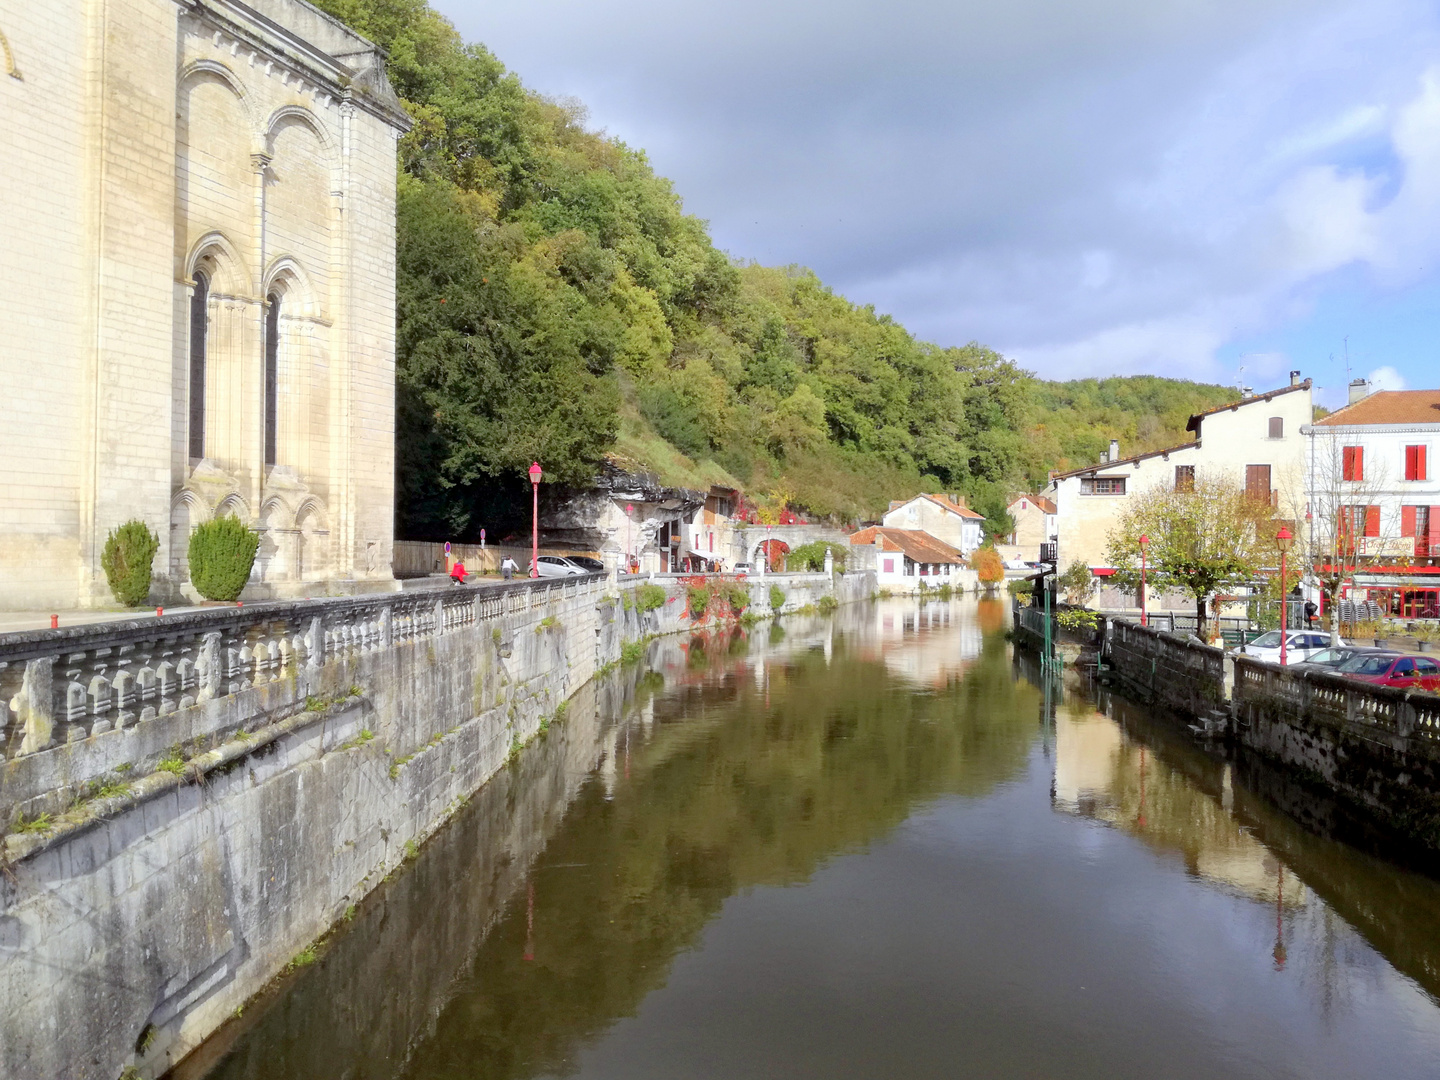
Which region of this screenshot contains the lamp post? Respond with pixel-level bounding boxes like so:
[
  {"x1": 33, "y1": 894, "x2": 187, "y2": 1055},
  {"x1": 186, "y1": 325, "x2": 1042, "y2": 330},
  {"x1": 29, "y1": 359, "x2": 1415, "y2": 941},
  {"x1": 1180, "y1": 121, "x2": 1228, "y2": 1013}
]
[
  {"x1": 1138, "y1": 534, "x2": 1150, "y2": 627},
  {"x1": 1276, "y1": 525, "x2": 1295, "y2": 665},
  {"x1": 529, "y1": 461, "x2": 542, "y2": 578}
]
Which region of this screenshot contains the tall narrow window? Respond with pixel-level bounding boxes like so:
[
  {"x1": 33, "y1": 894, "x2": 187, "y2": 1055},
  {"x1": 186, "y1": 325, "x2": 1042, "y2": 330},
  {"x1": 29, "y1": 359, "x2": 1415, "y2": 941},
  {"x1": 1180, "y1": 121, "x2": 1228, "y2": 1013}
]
[
  {"x1": 1268, "y1": 416, "x2": 1283, "y2": 438},
  {"x1": 188, "y1": 271, "x2": 209, "y2": 460},
  {"x1": 1245, "y1": 464, "x2": 1272, "y2": 504},
  {"x1": 1174, "y1": 464, "x2": 1195, "y2": 492},
  {"x1": 1405, "y1": 444, "x2": 1428, "y2": 481},
  {"x1": 1342, "y1": 445, "x2": 1364, "y2": 481},
  {"x1": 264, "y1": 292, "x2": 280, "y2": 468}
]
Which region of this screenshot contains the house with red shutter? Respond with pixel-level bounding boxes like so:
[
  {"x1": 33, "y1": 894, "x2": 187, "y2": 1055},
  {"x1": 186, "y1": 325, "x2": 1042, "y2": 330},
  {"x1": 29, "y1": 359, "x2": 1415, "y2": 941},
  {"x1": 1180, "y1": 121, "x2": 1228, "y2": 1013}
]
[{"x1": 1306, "y1": 381, "x2": 1440, "y2": 618}]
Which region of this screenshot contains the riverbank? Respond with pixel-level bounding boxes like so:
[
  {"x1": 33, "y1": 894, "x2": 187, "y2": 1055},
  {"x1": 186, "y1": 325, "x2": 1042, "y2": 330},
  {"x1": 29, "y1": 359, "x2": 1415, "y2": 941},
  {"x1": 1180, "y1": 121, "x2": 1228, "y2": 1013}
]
[{"x1": 0, "y1": 570, "x2": 870, "y2": 1080}]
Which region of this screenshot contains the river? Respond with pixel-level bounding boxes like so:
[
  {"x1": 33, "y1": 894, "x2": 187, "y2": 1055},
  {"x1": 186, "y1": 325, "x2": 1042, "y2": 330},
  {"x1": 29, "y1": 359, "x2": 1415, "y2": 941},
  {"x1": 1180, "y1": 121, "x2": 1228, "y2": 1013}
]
[{"x1": 176, "y1": 597, "x2": 1440, "y2": 1080}]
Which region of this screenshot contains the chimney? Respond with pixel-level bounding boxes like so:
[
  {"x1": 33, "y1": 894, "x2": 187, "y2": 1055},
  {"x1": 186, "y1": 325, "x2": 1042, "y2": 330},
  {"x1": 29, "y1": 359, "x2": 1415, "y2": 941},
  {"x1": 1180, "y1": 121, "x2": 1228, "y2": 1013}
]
[
  {"x1": 1099, "y1": 451, "x2": 1108, "y2": 464},
  {"x1": 1109, "y1": 439, "x2": 1120, "y2": 462},
  {"x1": 1349, "y1": 378, "x2": 1371, "y2": 405},
  {"x1": 1289, "y1": 369, "x2": 1301, "y2": 387},
  {"x1": 1241, "y1": 386, "x2": 1253, "y2": 398},
  {"x1": 950, "y1": 493, "x2": 966, "y2": 507}
]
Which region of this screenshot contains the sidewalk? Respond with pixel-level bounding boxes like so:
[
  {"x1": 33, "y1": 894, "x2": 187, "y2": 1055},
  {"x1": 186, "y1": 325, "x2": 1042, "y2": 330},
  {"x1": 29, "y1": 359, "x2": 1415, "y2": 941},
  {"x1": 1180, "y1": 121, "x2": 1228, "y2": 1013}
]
[{"x1": 0, "y1": 573, "x2": 524, "y2": 635}]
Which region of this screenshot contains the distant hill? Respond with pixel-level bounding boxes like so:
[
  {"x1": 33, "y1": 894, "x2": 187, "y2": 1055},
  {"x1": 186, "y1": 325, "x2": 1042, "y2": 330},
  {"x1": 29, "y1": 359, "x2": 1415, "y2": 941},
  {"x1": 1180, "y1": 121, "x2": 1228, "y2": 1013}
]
[
  {"x1": 1023, "y1": 377, "x2": 1240, "y2": 480},
  {"x1": 318, "y1": 0, "x2": 1240, "y2": 537}
]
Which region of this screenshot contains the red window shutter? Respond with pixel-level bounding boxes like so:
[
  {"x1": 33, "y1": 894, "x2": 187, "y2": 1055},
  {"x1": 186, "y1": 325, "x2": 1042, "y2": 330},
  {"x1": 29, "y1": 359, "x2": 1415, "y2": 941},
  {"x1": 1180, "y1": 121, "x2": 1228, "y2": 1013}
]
[
  {"x1": 1365, "y1": 505, "x2": 1380, "y2": 537},
  {"x1": 1356, "y1": 446, "x2": 1365, "y2": 481},
  {"x1": 1431, "y1": 506, "x2": 1440, "y2": 544},
  {"x1": 1403, "y1": 506, "x2": 1417, "y2": 537},
  {"x1": 1342, "y1": 446, "x2": 1354, "y2": 480},
  {"x1": 1422, "y1": 446, "x2": 1430, "y2": 482}
]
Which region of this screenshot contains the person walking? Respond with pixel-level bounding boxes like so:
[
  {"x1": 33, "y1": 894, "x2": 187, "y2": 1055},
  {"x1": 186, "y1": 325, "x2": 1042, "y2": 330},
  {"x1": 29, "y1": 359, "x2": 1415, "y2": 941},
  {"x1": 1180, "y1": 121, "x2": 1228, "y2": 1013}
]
[{"x1": 500, "y1": 555, "x2": 518, "y2": 580}]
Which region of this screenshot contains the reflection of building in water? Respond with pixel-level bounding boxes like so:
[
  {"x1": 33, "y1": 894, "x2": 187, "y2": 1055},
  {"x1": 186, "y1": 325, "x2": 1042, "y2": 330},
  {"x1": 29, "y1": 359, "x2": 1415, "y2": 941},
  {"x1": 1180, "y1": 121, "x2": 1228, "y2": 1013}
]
[
  {"x1": 869, "y1": 600, "x2": 983, "y2": 687},
  {"x1": 1053, "y1": 708, "x2": 1307, "y2": 909}
]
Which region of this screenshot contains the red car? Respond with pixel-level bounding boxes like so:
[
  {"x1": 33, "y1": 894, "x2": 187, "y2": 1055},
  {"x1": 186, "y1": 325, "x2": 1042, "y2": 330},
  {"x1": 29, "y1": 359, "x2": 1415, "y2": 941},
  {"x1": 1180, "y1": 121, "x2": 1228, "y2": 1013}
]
[{"x1": 1339, "y1": 653, "x2": 1440, "y2": 692}]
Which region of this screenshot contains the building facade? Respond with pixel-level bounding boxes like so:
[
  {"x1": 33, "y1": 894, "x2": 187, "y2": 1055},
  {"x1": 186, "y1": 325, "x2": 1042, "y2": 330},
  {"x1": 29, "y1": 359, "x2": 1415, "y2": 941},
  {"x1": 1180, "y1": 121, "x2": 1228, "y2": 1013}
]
[
  {"x1": 1305, "y1": 385, "x2": 1440, "y2": 618},
  {"x1": 1004, "y1": 494, "x2": 1057, "y2": 560},
  {"x1": 0, "y1": 0, "x2": 410, "y2": 609},
  {"x1": 882, "y1": 494, "x2": 985, "y2": 556},
  {"x1": 1046, "y1": 377, "x2": 1313, "y2": 573},
  {"x1": 850, "y1": 526, "x2": 971, "y2": 591}
]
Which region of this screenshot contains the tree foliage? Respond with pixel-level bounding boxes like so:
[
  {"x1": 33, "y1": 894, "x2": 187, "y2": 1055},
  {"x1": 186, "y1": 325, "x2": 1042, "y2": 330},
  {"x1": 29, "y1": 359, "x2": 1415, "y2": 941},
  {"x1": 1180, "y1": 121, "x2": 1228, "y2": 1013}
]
[
  {"x1": 1103, "y1": 472, "x2": 1275, "y2": 634},
  {"x1": 971, "y1": 546, "x2": 1005, "y2": 586},
  {"x1": 317, "y1": 0, "x2": 1244, "y2": 536}
]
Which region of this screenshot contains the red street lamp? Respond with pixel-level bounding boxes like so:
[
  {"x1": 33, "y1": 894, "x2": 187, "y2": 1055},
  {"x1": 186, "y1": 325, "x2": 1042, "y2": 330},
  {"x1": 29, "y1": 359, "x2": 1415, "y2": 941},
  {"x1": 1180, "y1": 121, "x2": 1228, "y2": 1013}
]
[
  {"x1": 529, "y1": 461, "x2": 542, "y2": 578},
  {"x1": 1276, "y1": 525, "x2": 1295, "y2": 664},
  {"x1": 1138, "y1": 534, "x2": 1150, "y2": 627}
]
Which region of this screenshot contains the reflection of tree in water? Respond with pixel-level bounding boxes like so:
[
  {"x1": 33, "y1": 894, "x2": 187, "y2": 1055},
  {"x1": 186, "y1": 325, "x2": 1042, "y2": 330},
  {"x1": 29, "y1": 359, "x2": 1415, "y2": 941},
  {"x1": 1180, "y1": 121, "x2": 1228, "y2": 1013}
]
[{"x1": 403, "y1": 618, "x2": 1039, "y2": 1080}]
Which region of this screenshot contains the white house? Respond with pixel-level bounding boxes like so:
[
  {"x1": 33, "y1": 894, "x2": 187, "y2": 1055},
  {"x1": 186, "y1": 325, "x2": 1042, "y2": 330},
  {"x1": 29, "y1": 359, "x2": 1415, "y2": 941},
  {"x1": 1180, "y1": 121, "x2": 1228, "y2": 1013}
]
[
  {"x1": 850, "y1": 526, "x2": 971, "y2": 592},
  {"x1": 1004, "y1": 494, "x2": 1057, "y2": 561},
  {"x1": 1045, "y1": 375, "x2": 1314, "y2": 574},
  {"x1": 1304, "y1": 382, "x2": 1440, "y2": 618},
  {"x1": 882, "y1": 494, "x2": 985, "y2": 556}
]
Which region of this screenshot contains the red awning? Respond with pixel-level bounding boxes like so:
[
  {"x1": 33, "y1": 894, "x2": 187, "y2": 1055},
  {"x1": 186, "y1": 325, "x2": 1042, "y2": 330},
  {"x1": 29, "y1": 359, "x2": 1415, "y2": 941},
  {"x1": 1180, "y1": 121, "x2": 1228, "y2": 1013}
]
[{"x1": 1090, "y1": 567, "x2": 1117, "y2": 577}]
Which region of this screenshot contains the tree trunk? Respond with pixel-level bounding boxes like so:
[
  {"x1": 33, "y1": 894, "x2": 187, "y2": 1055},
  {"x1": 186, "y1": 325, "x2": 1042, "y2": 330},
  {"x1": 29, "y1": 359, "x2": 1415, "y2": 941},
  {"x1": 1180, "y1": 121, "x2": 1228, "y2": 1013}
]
[{"x1": 1196, "y1": 594, "x2": 1208, "y2": 641}]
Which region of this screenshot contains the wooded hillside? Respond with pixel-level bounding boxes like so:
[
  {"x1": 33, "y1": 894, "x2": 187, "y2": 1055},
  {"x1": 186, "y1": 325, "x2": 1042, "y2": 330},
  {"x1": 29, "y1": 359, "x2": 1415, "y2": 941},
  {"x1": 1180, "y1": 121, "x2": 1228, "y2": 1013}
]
[{"x1": 318, "y1": 0, "x2": 1239, "y2": 539}]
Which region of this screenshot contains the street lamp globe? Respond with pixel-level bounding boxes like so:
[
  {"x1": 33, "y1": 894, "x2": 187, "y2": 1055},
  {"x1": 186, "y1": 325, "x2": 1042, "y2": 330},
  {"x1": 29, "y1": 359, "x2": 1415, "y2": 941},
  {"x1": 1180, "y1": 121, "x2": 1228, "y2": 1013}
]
[{"x1": 1275, "y1": 525, "x2": 1294, "y2": 553}]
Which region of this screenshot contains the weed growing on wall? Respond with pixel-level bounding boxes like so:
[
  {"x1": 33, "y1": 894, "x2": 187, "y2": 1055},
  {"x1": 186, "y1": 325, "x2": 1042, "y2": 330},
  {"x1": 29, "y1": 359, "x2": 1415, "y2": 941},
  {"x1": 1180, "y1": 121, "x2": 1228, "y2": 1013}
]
[
  {"x1": 101, "y1": 519, "x2": 159, "y2": 606},
  {"x1": 188, "y1": 516, "x2": 260, "y2": 601},
  {"x1": 635, "y1": 583, "x2": 667, "y2": 612},
  {"x1": 769, "y1": 585, "x2": 786, "y2": 611}
]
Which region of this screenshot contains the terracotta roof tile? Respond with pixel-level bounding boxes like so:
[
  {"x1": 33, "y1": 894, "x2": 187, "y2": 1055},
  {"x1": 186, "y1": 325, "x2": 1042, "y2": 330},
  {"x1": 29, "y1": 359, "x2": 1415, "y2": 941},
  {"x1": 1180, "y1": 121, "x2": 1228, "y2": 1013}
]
[
  {"x1": 849, "y1": 527, "x2": 967, "y2": 564},
  {"x1": 1314, "y1": 390, "x2": 1440, "y2": 426}
]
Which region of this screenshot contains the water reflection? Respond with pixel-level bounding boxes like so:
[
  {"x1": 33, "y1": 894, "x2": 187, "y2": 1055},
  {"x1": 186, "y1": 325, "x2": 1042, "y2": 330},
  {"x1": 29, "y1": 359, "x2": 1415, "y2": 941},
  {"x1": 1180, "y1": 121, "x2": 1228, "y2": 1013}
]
[{"x1": 186, "y1": 598, "x2": 1440, "y2": 1080}]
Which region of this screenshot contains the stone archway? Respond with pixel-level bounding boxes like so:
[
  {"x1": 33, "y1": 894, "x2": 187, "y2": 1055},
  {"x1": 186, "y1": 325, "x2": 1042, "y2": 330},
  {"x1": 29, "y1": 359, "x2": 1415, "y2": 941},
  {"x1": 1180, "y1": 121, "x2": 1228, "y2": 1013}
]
[{"x1": 752, "y1": 538, "x2": 791, "y2": 572}]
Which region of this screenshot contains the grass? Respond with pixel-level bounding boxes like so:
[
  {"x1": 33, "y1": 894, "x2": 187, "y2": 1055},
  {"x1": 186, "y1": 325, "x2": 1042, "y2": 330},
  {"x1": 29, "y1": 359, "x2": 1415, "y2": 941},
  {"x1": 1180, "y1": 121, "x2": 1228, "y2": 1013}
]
[
  {"x1": 536, "y1": 615, "x2": 558, "y2": 632},
  {"x1": 621, "y1": 639, "x2": 646, "y2": 665},
  {"x1": 403, "y1": 839, "x2": 419, "y2": 861},
  {"x1": 14, "y1": 811, "x2": 53, "y2": 835},
  {"x1": 635, "y1": 583, "x2": 667, "y2": 613},
  {"x1": 286, "y1": 945, "x2": 318, "y2": 971},
  {"x1": 338, "y1": 729, "x2": 374, "y2": 752},
  {"x1": 157, "y1": 749, "x2": 186, "y2": 776},
  {"x1": 83, "y1": 777, "x2": 132, "y2": 803},
  {"x1": 817, "y1": 595, "x2": 838, "y2": 614},
  {"x1": 493, "y1": 625, "x2": 503, "y2": 643},
  {"x1": 113, "y1": 761, "x2": 133, "y2": 773},
  {"x1": 343, "y1": 904, "x2": 357, "y2": 922}
]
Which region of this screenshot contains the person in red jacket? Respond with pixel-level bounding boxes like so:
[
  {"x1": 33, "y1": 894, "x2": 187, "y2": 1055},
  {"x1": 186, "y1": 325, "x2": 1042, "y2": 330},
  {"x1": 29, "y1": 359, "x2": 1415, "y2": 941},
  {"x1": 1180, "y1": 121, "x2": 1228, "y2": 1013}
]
[{"x1": 450, "y1": 559, "x2": 467, "y2": 585}]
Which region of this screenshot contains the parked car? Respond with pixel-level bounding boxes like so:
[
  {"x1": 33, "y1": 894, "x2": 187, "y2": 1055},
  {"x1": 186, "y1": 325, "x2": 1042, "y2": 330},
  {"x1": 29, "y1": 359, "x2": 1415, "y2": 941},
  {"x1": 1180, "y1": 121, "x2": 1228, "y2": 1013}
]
[
  {"x1": 1240, "y1": 630, "x2": 1346, "y2": 665},
  {"x1": 564, "y1": 555, "x2": 605, "y2": 573},
  {"x1": 732, "y1": 562, "x2": 753, "y2": 574},
  {"x1": 1291, "y1": 646, "x2": 1395, "y2": 673},
  {"x1": 533, "y1": 555, "x2": 588, "y2": 578},
  {"x1": 1338, "y1": 653, "x2": 1440, "y2": 691}
]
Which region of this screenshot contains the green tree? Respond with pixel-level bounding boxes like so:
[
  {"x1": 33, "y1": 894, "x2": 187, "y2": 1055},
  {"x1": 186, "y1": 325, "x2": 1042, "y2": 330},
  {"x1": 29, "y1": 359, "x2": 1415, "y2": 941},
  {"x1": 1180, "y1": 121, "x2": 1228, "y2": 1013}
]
[{"x1": 1103, "y1": 472, "x2": 1274, "y2": 639}]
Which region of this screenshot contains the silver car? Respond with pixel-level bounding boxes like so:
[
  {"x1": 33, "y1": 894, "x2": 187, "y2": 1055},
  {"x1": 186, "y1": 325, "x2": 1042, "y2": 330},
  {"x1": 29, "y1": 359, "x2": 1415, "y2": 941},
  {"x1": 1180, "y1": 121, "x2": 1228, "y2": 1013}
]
[{"x1": 533, "y1": 555, "x2": 587, "y2": 578}]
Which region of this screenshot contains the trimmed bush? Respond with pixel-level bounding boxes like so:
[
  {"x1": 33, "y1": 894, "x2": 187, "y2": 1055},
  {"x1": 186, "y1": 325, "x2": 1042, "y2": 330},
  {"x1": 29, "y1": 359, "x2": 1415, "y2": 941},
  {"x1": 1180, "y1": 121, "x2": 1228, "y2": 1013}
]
[
  {"x1": 100, "y1": 519, "x2": 159, "y2": 606},
  {"x1": 687, "y1": 584, "x2": 710, "y2": 619},
  {"x1": 188, "y1": 516, "x2": 260, "y2": 601},
  {"x1": 726, "y1": 584, "x2": 750, "y2": 614},
  {"x1": 769, "y1": 585, "x2": 786, "y2": 611}
]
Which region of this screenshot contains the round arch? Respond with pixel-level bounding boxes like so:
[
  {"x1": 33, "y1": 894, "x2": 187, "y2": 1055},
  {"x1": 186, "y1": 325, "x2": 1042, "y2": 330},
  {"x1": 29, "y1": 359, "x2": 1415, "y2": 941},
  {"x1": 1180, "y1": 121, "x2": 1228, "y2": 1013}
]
[
  {"x1": 185, "y1": 231, "x2": 250, "y2": 296},
  {"x1": 178, "y1": 59, "x2": 259, "y2": 132},
  {"x1": 263, "y1": 104, "x2": 336, "y2": 158}
]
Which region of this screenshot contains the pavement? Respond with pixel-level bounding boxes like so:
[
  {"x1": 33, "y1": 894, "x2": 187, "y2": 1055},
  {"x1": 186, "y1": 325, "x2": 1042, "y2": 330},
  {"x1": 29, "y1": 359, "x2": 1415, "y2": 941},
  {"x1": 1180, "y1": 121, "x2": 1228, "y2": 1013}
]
[{"x1": 0, "y1": 573, "x2": 525, "y2": 636}]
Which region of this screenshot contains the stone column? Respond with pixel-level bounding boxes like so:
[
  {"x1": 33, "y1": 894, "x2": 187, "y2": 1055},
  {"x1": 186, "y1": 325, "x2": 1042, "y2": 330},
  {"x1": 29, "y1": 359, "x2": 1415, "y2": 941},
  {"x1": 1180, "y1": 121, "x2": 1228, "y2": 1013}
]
[{"x1": 15, "y1": 657, "x2": 54, "y2": 756}]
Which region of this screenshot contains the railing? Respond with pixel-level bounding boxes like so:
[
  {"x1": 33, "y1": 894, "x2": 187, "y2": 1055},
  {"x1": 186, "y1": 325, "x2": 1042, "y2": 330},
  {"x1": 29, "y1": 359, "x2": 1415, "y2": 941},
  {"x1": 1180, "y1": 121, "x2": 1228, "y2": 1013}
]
[
  {"x1": 0, "y1": 574, "x2": 603, "y2": 760},
  {"x1": 1233, "y1": 654, "x2": 1440, "y2": 744}
]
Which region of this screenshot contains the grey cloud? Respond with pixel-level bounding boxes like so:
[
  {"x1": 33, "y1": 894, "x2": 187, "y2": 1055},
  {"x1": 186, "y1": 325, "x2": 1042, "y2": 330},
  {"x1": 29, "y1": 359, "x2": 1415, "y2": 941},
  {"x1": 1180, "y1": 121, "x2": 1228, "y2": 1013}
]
[{"x1": 437, "y1": 0, "x2": 1440, "y2": 378}]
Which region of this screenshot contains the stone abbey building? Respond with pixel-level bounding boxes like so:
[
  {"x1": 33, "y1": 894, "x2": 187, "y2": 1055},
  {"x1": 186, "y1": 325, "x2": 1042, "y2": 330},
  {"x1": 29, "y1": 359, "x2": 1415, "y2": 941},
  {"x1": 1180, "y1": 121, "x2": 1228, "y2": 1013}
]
[{"x1": 0, "y1": 0, "x2": 410, "y2": 609}]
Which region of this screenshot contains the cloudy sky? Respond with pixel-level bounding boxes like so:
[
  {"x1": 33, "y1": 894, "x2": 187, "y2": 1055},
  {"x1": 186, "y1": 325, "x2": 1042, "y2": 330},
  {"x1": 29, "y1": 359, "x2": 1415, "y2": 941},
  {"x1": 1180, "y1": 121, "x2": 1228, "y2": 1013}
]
[{"x1": 434, "y1": 0, "x2": 1440, "y2": 404}]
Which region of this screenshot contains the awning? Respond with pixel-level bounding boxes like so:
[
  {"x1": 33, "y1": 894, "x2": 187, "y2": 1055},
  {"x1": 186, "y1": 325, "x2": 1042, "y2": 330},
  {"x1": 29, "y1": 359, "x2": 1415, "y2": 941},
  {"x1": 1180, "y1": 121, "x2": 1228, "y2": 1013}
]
[
  {"x1": 1090, "y1": 567, "x2": 1117, "y2": 577},
  {"x1": 687, "y1": 549, "x2": 719, "y2": 562}
]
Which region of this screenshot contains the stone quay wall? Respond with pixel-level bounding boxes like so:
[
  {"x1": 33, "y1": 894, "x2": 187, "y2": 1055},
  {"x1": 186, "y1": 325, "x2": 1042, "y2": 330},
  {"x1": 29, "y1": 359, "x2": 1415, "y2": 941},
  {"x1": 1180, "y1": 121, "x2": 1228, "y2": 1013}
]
[
  {"x1": 1012, "y1": 598, "x2": 1440, "y2": 853},
  {"x1": 0, "y1": 569, "x2": 870, "y2": 1080}
]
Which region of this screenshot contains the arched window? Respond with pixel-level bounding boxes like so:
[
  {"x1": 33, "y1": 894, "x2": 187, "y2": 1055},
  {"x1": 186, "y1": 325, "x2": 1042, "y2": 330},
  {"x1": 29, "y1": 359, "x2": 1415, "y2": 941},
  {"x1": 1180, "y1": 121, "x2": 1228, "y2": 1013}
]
[
  {"x1": 189, "y1": 270, "x2": 209, "y2": 460},
  {"x1": 264, "y1": 292, "x2": 280, "y2": 467}
]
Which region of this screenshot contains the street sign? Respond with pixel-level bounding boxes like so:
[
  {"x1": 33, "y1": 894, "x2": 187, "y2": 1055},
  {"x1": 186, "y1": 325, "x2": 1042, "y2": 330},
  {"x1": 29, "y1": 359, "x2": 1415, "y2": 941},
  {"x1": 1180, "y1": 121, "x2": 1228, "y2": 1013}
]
[
  {"x1": 444, "y1": 541, "x2": 452, "y2": 555},
  {"x1": 480, "y1": 528, "x2": 486, "y2": 548}
]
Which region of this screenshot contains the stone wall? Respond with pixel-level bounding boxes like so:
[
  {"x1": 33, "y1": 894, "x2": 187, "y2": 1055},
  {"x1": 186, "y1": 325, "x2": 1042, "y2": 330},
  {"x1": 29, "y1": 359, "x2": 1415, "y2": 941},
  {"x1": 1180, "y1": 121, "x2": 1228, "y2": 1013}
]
[
  {"x1": 0, "y1": 569, "x2": 870, "y2": 1080},
  {"x1": 1104, "y1": 618, "x2": 1228, "y2": 718}
]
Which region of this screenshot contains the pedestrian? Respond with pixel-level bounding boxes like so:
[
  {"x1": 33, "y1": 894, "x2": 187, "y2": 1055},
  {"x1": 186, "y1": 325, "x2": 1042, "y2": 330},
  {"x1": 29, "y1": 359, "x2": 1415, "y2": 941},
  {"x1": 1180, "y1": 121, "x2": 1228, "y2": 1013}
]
[
  {"x1": 500, "y1": 555, "x2": 517, "y2": 580},
  {"x1": 1304, "y1": 598, "x2": 1318, "y2": 629},
  {"x1": 449, "y1": 558, "x2": 467, "y2": 585}
]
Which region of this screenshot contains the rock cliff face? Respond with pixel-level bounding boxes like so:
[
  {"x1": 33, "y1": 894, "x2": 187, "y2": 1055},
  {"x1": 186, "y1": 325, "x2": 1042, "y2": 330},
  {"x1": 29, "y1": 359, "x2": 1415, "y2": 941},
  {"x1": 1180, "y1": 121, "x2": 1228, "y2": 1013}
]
[{"x1": 543, "y1": 465, "x2": 705, "y2": 553}]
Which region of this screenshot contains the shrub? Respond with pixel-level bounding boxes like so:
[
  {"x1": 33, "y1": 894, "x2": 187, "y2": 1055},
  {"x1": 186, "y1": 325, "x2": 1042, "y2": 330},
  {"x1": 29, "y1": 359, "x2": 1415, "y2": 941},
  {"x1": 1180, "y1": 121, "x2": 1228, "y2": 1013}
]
[
  {"x1": 687, "y1": 584, "x2": 710, "y2": 619},
  {"x1": 1057, "y1": 608, "x2": 1100, "y2": 632},
  {"x1": 788, "y1": 541, "x2": 847, "y2": 572},
  {"x1": 971, "y1": 546, "x2": 1005, "y2": 586},
  {"x1": 1006, "y1": 579, "x2": 1033, "y2": 598},
  {"x1": 1057, "y1": 560, "x2": 1097, "y2": 606},
  {"x1": 101, "y1": 519, "x2": 159, "y2": 606},
  {"x1": 188, "y1": 516, "x2": 260, "y2": 601},
  {"x1": 769, "y1": 585, "x2": 786, "y2": 611},
  {"x1": 817, "y1": 595, "x2": 838, "y2": 614},
  {"x1": 635, "y1": 583, "x2": 667, "y2": 612},
  {"x1": 726, "y1": 584, "x2": 750, "y2": 613}
]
